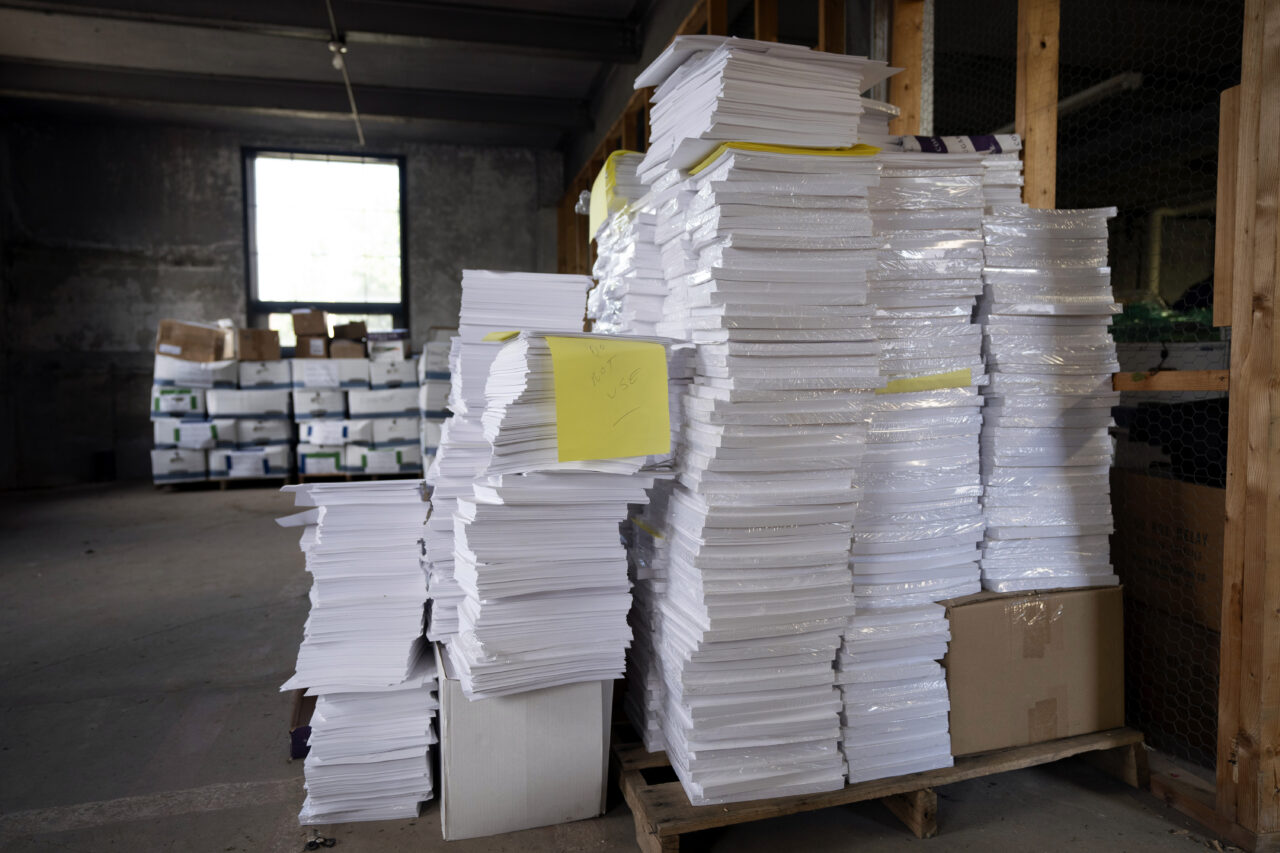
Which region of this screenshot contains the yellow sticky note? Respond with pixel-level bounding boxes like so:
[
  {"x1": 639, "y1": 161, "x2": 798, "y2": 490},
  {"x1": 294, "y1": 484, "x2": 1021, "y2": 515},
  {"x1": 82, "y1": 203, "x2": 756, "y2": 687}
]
[
  {"x1": 876, "y1": 368, "x2": 972, "y2": 394},
  {"x1": 546, "y1": 336, "x2": 670, "y2": 462},
  {"x1": 482, "y1": 331, "x2": 519, "y2": 342}
]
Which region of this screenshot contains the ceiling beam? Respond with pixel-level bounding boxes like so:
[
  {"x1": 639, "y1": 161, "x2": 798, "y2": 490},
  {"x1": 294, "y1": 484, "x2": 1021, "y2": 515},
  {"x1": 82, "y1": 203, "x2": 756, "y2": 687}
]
[
  {"x1": 0, "y1": 0, "x2": 641, "y2": 62},
  {"x1": 0, "y1": 59, "x2": 592, "y2": 127}
]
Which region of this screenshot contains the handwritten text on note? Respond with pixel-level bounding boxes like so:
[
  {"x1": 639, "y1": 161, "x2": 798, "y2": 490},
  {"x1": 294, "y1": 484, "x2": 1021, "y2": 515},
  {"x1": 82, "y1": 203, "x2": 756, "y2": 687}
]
[{"x1": 545, "y1": 336, "x2": 670, "y2": 462}]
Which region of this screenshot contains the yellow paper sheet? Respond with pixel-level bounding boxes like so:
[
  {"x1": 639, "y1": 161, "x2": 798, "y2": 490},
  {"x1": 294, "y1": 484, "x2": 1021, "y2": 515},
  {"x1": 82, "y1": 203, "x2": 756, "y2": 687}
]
[
  {"x1": 875, "y1": 368, "x2": 972, "y2": 395},
  {"x1": 687, "y1": 142, "x2": 880, "y2": 176},
  {"x1": 482, "y1": 330, "x2": 519, "y2": 342},
  {"x1": 546, "y1": 336, "x2": 670, "y2": 462}
]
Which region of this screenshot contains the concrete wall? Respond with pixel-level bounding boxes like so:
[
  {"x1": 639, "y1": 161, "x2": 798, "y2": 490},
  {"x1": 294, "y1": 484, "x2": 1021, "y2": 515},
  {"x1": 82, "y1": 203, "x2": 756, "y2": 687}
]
[{"x1": 0, "y1": 117, "x2": 562, "y2": 489}]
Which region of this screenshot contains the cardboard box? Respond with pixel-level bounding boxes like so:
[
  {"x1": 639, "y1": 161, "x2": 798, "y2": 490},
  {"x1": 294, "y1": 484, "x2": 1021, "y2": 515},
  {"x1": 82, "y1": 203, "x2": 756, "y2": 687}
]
[
  {"x1": 419, "y1": 379, "x2": 450, "y2": 417},
  {"x1": 421, "y1": 419, "x2": 444, "y2": 457},
  {"x1": 236, "y1": 328, "x2": 281, "y2": 362},
  {"x1": 300, "y1": 419, "x2": 373, "y2": 447},
  {"x1": 372, "y1": 415, "x2": 420, "y2": 447},
  {"x1": 437, "y1": 645, "x2": 611, "y2": 840},
  {"x1": 206, "y1": 389, "x2": 291, "y2": 419},
  {"x1": 150, "y1": 385, "x2": 206, "y2": 419},
  {"x1": 155, "y1": 319, "x2": 235, "y2": 363},
  {"x1": 296, "y1": 335, "x2": 329, "y2": 359},
  {"x1": 342, "y1": 443, "x2": 422, "y2": 473},
  {"x1": 367, "y1": 330, "x2": 410, "y2": 362},
  {"x1": 152, "y1": 417, "x2": 236, "y2": 450},
  {"x1": 370, "y1": 358, "x2": 419, "y2": 389},
  {"x1": 235, "y1": 418, "x2": 293, "y2": 448},
  {"x1": 291, "y1": 358, "x2": 370, "y2": 390},
  {"x1": 297, "y1": 443, "x2": 344, "y2": 476},
  {"x1": 150, "y1": 448, "x2": 208, "y2": 483},
  {"x1": 1111, "y1": 470, "x2": 1224, "y2": 632},
  {"x1": 328, "y1": 339, "x2": 366, "y2": 359},
  {"x1": 421, "y1": 340, "x2": 452, "y2": 378},
  {"x1": 209, "y1": 445, "x2": 291, "y2": 479},
  {"x1": 292, "y1": 389, "x2": 347, "y2": 420},
  {"x1": 348, "y1": 387, "x2": 418, "y2": 418},
  {"x1": 237, "y1": 360, "x2": 292, "y2": 389},
  {"x1": 945, "y1": 587, "x2": 1124, "y2": 756},
  {"x1": 153, "y1": 354, "x2": 237, "y2": 388},
  {"x1": 291, "y1": 309, "x2": 328, "y2": 337},
  {"x1": 333, "y1": 321, "x2": 367, "y2": 341}
]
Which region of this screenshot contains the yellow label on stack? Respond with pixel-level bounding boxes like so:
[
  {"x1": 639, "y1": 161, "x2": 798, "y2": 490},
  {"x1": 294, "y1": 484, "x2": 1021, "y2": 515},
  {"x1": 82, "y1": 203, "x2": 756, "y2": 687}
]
[
  {"x1": 687, "y1": 142, "x2": 881, "y2": 175},
  {"x1": 546, "y1": 336, "x2": 670, "y2": 462},
  {"x1": 482, "y1": 330, "x2": 519, "y2": 342},
  {"x1": 875, "y1": 368, "x2": 972, "y2": 395}
]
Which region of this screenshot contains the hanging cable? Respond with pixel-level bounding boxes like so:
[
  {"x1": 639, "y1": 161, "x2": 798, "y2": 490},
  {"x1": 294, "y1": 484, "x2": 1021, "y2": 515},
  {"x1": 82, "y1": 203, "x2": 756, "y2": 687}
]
[{"x1": 323, "y1": 0, "x2": 365, "y2": 147}]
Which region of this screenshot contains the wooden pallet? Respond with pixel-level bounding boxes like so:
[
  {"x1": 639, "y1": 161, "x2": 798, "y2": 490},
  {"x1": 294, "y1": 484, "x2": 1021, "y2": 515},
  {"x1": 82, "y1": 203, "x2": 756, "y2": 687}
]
[
  {"x1": 155, "y1": 476, "x2": 291, "y2": 491},
  {"x1": 614, "y1": 727, "x2": 1147, "y2": 852}
]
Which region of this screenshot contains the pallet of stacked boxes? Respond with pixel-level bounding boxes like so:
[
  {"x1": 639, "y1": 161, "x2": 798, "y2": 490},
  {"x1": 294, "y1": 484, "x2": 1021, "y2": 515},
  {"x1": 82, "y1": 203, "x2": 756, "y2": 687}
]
[
  {"x1": 150, "y1": 319, "x2": 238, "y2": 484},
  {"x1": 418, "y1": 337, "x2": 452, "y2": 464},
  {"x1": 292, "y1": 356, "x2": 364, "y2": 476},
  {"x1": 348, "y1": 383, "x2": 421, "y2": 475},
  {"x1": 206, "y1": 385, "x2": 294, "y2": 481}
]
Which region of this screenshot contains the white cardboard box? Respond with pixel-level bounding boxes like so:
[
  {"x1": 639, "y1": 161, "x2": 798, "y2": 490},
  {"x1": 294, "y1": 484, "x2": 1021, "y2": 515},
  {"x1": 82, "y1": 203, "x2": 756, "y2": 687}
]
[
  {"x1": 421, "y1": 419, "x2": 444, "y2": 458},
  {"x1": 372, "y1": 416, "x2": 420, "y2": 447},
  {"x1": 420, "y1": 341, "x2": 452, "y2": 378},
  {"x1": 290, "y1": 358, "x2": 370, "y2": 389},
  {"x1": 153, "y1": 354, "x2": 237, "y2": 388},
  {"x1": 209, "y1": 445, "x2": 291, "y2": 478},
  {"x1": 342, "y1": 443, "x2": 422, "y2": 474},
  {"x1": 150, "y1": 385, "x2": 206, "y2": 419},
  {"x1": 235, "y1": 418, "x2": 293, "y2": 448},
  {"x1": 297, "y1": 443, "x2": 345, "y2": 476},
  {"x1": 369, "y1": 358, "x2": 419, "y2": 389},
  {"x1": 348, "y1": 387, "x2": 418, "y2": 418},
  {"x1": 368, "y1": 338, "x2": 409, "y2": 362},
  {"x1": 206, "y1": 389, "x2": 292, "y2": 419},
  {"x1": 153, "y1": 418, "x2": 236, "y2": 449},
  {"x1": 237, "y1": 360, "x2": 293, "y2": 389},
  {"x1": 150, "y1": 448, "x2": 208, "y2": 483},
  {"x1": 301, "y1": 419, "x2": 373, "y2": 446},
  {"x1": 437, "y1": 645, "x2": 611, "y2": 841},
  {"x1": 292, "y1": 389, "x2": 347, "y2": 420},
  {"x1": 418, "y1": 379, "x2": 450, "y2": 417}
]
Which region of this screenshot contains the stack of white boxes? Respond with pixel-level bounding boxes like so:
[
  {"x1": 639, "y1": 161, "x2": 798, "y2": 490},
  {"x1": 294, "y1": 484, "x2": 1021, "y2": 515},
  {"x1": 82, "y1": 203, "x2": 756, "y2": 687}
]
[
  {"x1": 418, "y1": 338, "x2": 452, "y2": 464},
  {"x1": 293, "y1": 357, "x2": 363, "y2": 475},
  {"x1": 350, "y1": 351, "x2": 423, "y2": 476}
]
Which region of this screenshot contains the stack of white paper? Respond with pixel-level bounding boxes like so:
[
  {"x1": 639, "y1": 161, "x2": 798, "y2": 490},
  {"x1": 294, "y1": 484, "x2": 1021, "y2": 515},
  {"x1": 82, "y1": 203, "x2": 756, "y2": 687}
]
[
  {"x1": 589, "y1": 167, "x2": 666, "y2": 336},
  {"x1": 423, "y1": 271, "x2": 591, "y2": 641},
  {"x1": 623, "y1": 478, "x2": 675, "y2": 753},
  {"x1": 979, "y1": 206, "x2": 1121, "y2": 592},
  {"x1": 858, "y1": 98, "x2": 900, "y2": 148},
  {"x1": 635, "y1": 35, "x2": 894, "y2": 178},
  {"x1": 278, "y1": 480, "x2": 432, "y2": 825}
]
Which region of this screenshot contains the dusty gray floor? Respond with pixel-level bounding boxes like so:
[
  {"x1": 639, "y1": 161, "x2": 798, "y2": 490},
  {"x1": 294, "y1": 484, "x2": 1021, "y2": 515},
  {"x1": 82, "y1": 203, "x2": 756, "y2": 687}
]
[{"x1": 0, "y1": 483, "x2": 1228, "y2": 852}]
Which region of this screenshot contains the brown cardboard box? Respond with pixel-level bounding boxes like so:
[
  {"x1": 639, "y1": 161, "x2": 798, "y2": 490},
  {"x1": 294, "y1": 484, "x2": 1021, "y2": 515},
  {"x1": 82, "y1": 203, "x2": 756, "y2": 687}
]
[
  {"x1": 291, "y1": 309, "x2": 328, "y2": 337},
  {"x1": 155, "y1": 319, "x2": 235, "y2": 363},
  {"x1": 295, "y1": 335, "x2": 329, "y2": 358},
  {"x1": 1110, "y1": 470, "x2": 1223, "y2": 631},
  {"x1": 235, "y1": 328, "x2": 281, "y2": 362},
  {"x1": 944, "y1": 586, "x2": 1124, "y2": 756},
  {"x1": 328, "y1": 339, "x2": 365, "y2": 359},
  {"x1": 333, "y1": 321, "x2": 367, "y2": 341}
]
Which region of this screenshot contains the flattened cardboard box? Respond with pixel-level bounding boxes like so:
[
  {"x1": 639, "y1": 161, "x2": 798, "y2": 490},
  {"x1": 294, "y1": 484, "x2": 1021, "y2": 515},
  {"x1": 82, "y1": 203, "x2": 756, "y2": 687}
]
[{"x1": 944, "y1": 586, "x2": 1124, "y2": 756}]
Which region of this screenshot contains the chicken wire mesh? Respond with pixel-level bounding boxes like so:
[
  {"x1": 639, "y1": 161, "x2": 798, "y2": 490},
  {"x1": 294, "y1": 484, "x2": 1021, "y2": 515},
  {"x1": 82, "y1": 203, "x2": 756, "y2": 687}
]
[{"x1": 935, "y1": 0, "x2": 1241, "y2": 769}]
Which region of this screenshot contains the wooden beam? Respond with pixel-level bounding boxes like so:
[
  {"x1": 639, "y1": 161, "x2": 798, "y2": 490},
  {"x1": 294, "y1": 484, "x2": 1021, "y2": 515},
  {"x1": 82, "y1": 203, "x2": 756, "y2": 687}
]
[
  {"x1": 818, "y1": 0, "x2": 846, "y2": 53},
  {"x1": 1215, "y1": 86, "x2": 1241, "y2": 327},
  {"x1": 881, "y1": 789, "x2": 937, "y2": 839},
  {"x1": 754, "y1": 0, "x2": 778, "y2": 40},
  {"x1": 1218, "y1": 0, "x2": 1280, "y2": 836},
  {"x1": 1112, "y1": 370, "x2": 1230, "y2": 392},
  {"x1": 706, "y1": 0, "x2": 727, "y2": 35},
  {"x1": 1015, "y1": 0, "x2": 1060, "y2": 208},
  {"x1": 887, "y1": 0, "x2": 924, "y2": 135},
  {"x1": 674, "y1": 0, "x2": 708, "y2": 37}
]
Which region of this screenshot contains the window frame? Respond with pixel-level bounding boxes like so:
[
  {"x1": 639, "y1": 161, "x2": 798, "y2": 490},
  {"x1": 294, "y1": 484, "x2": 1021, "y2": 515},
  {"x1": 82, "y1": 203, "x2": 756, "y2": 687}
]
[{"x1": 242, "y1": 147, "x2": 410, "y2": 336}]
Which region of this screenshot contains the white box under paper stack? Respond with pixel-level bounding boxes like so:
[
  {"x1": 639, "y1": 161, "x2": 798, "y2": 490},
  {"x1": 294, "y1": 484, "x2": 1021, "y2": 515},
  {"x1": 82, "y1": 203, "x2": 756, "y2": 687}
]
[
  {"x1": 422, "y1": 271, "x2": 590, "y2": 642},
  {"x1": 209, "y1": 445, "x2": 292, "y2": 478},
  {"x1": 979, "y1": 206, "x2": 1121, "y2": 591},
  {"x1": 208, "y1": 389, "x2": 292, "y2": 419},
  {"x1": 238, "y1": 360, "x2": 292, "y2": 389},
  {"x1": 279, "y1": 480, "x2": 434, "y2": 825},
  {"x1": 237, "y1": 418, "x2": 292, "y2": 448},
  {"x1": 634, "y1": 35, "x2": 891, "y2": 804},
  {"x1": 370, "y1": 358, "x2": 419, "y2": 389},
  {"x1": 153, "y1": 417, "x2": 236, "y2": 450},
  {"x1": 291, "y1": 358, "x2": 370, "y2": 390},
  {"x1": 150, "y1": 447, "x2": 208, "y2": 483},
  {"x1": 293, "y1": 389, "x2": 346, "y2": 421}
]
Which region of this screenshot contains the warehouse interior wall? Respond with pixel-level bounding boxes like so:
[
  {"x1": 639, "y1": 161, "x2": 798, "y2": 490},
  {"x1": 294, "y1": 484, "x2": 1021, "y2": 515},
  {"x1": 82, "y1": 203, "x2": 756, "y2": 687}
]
[{"x1": 0, "y1": 117, "x2": 562, "y2": 490}]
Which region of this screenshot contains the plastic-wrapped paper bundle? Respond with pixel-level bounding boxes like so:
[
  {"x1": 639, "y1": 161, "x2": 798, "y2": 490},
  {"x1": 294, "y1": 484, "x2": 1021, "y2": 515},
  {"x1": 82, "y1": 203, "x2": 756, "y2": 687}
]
[
  {"x1": 979, "y1": 206, "x2": 1121, "y2": 592},
  {"x1": 589, "y1": 202, "x2": 666, "y2": 336},
  {"x1": 637, "y1": 141, "x2": 885, "y2": 805},
  {"x1": 277, "y1": 480, "x2": 433, "y2": 824},
  {"x1": 300, "y1": 656, "x2": 438, "y2": 824},
  {"x1": 447, "y1": 332, "x2": 669, "y2": 697},
  {"x1": 635, "y1": 35, "x2": 893, "y2": 179},
  {"x1": 423, "y1": 272, "x2": 591, "y2": 641}
]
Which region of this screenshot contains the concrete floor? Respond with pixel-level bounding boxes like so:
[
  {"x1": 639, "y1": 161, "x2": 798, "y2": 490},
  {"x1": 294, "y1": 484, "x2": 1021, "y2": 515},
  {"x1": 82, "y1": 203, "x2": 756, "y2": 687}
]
[{"x1": 0, "y1": 483, "x2": 1232, "y2": 852}]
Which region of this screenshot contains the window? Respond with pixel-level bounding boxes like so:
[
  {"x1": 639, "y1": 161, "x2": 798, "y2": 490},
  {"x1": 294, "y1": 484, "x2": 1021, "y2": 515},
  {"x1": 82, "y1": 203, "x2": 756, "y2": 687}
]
[{"x1": 245, "y1": 151, "x2": 406, "y2": 347}]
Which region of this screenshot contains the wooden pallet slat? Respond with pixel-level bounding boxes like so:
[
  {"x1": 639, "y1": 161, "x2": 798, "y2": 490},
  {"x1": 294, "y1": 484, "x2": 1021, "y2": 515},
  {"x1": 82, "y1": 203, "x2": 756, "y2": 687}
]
[{"x1": 1112, "y1": 370, "x2": 1230, "y2": 392}]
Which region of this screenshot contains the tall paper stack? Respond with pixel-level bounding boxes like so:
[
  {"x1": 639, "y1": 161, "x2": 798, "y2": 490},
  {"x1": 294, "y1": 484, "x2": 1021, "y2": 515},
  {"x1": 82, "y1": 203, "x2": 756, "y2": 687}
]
[
  {"x1": 423, "y1": 272, "x2": 590, "y2": 641},
  {"x1": 978, "y1": 206, "x2": 1121, "y2": 592},
  {"x1": 278, "y1": 480, "x2": 433, "y2": 824},
  {"x1": 589, "y1": 153, "x2": 667, "y2": 336}
]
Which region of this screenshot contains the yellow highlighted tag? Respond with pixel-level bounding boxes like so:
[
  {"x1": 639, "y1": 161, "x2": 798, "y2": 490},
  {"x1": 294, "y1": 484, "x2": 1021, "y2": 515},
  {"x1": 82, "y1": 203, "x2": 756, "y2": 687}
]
[
  {"x1": 482, "y1": 331, "x2": 519, "y2": 342},
  {"x1": 876, "y1": 368, "x2": 972, "y2": 395},
  {"x1": 688, "y1": 142, "x2": 881, "y2": 176},
  {"x1": 589, "y1": 149, "x2": 642, "y2": 238},
  {"x1": 546, "y1": 336, "x2": 670, "y2": 462},
  {"x1": 630, "y1": 515, "x2": 665, "y2": 540}
]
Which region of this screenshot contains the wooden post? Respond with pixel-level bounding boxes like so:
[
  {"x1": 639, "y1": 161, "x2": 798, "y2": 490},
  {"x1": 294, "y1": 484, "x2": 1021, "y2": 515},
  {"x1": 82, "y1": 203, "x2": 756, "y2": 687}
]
[
  {"x1": 707, "y1": 0, "x2": 728, "y2": 35},
  {"x1": 1015, "y1": 0, "x2": 1060, "y2": 208},
  {"x1": 887, "y1": 0, "x2": 924, "y2": 135},
  {"x1": 1217, "y1": 0, "x2": 1280, "y2": 838},
  {"x1": 819, "y1": 0, "x2": 846, "y2": 53},
  {"x1": 1214, "y1": 86, "x2": 1241, "y2": 327},
  {"x1": 754, "y1": 0, "x2": 778, "y2": 41}
]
